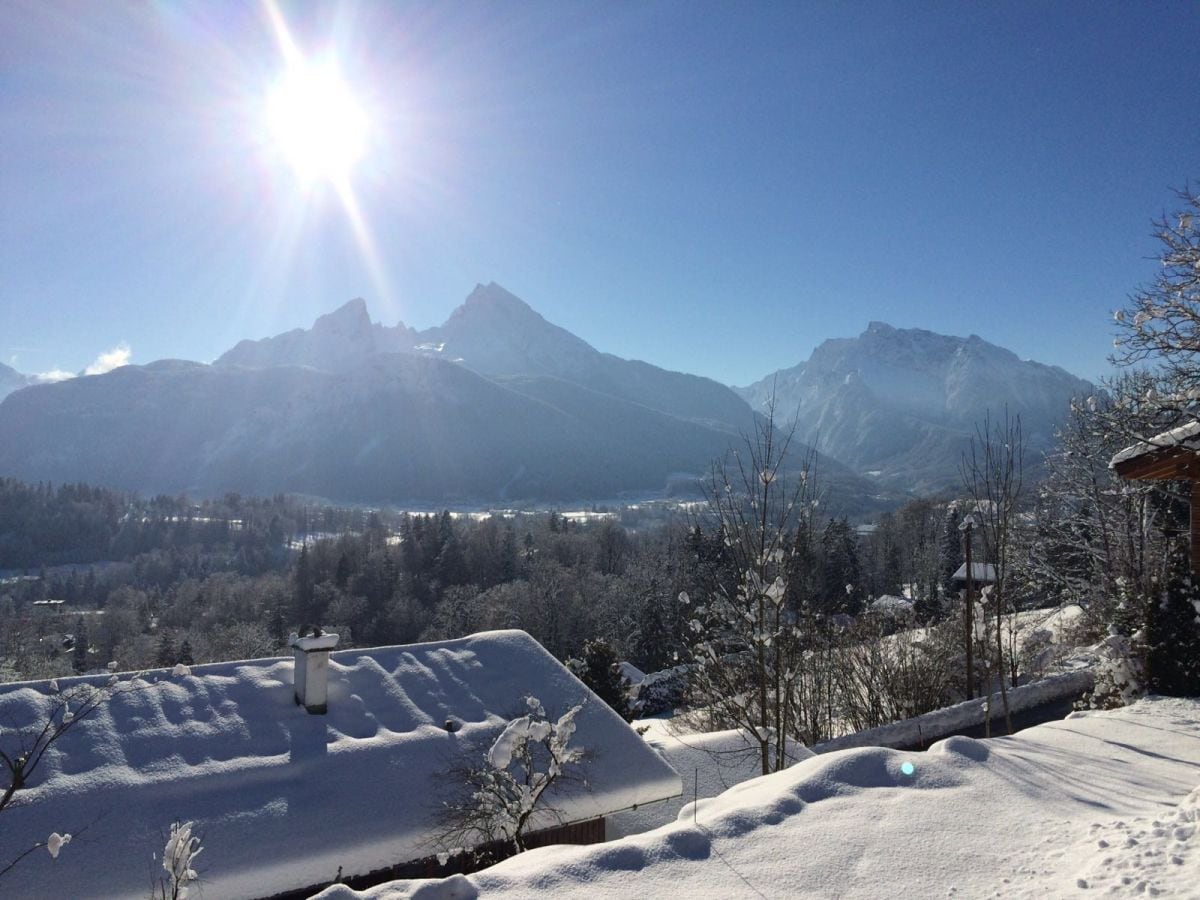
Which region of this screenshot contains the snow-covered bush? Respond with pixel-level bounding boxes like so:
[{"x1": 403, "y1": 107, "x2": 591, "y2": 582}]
[
  {"x1": 440, "y1": 697, "x2": 585, "y2": 862},
  {"x1": 153, "y1": 820, "x2": 202, "y2": 900},
  {"x1": 835, "y1": 615, "x2": 959, "y2": 731},
  {"x1": 634, "y1": 664, "x2": 691, "y2": 716},
  {"x1": 1017, "y1": 627, "x2": 1056, "y2": 680},
  {"x1": 1077, "y1": 629, "x2": 1145, "y2": 710}
]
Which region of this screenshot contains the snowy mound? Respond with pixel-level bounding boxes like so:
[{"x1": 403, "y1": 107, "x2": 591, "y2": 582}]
[
  {"x1": 320, "y1": 697, "x2": 1200, "y2": 899},
  {"x1": 608, "y1": 721, "x2": 816, "y2": 839}
]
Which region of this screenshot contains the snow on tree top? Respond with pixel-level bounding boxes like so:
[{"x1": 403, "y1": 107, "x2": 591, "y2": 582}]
[{"x1": 0, "y1": 629, "x2": 680, "y2": 900}]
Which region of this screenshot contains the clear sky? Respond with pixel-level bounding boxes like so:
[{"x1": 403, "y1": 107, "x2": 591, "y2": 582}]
[{"x1": 2, "y1": 1, "x2": 1197, "y2": 387}]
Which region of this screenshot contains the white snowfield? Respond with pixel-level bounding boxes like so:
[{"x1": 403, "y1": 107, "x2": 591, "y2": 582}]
[
  {"x1": 0, "y1": 630, "x2": 681, "y2": 899},
  {"x1": 318, "y1": 697, "x2": 1200, "y2": 900}
]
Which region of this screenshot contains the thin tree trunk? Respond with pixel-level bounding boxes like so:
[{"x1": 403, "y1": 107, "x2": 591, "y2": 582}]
[{"x1": 996, "y1": 583, "x2": 1012, "y2": 734}]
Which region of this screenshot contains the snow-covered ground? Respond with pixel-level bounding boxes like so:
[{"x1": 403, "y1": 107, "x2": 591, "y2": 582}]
[
  {"x1": 317, "y1": 696, "x2": 1200, "y2": 899},
  {"x1": 607, "y1": 721, "x2": 815, "y2": 839}
]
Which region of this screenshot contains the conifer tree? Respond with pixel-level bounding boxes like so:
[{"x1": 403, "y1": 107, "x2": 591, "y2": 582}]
[
  {"x1": 155, "y1": 630, "x2": 177, "y2": 667},
  {"x1": 568, "y1": 639, "x2": 633, "y2": 721},
  {"x1": 293, "y1": 543, "x2": 315, "y2": 627},
  {"x1": 71, "y1": 620, "x2": 89, "y2": 674},
  {"x1": 819, "y1": 519, "x2": 863, "y2": 615},
  {"x1": 1145, "y1": 544, "x2": 1200, "y2": 696},
  {"x1": 939, "y1": 504, "x2": 963, "y2": 602}
]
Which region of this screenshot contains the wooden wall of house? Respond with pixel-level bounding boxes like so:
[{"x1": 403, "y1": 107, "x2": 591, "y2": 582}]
[{"x1": 266, "y1": 817, "x2": 607, "y2": 899}]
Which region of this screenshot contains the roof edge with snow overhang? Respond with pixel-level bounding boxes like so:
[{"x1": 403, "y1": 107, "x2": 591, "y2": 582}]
[{"x1": 1111, "y1": 420, "x2": 1200, "y2": 479}]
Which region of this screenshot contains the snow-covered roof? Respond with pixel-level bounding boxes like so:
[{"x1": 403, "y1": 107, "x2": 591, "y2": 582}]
[
  {"x1": 951, "y1": 562, "x2": 997, "y2": 583},
  {"x1": 870, "y1": 594, "x2": 914, "y2": 612},
  {"x1": 0, "y1": 630, "x2": 681, "y2": 899},
  {"x1": 1110, "y1": 420, "x2": 1200, "y2": 469}
]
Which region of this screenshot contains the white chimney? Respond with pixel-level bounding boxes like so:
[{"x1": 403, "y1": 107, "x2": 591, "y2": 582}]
[{"x1": 289, "y1": 629, "x2": 339, "y2": 714}]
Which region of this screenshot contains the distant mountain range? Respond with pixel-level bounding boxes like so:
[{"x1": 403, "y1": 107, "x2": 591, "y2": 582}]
[
  {"x1": 0, "y1": 288, "x2": 1091, "y2": 506},
  {"x1": 0, "y1": 286, "x2": 875, "y2": 508},
  {"x1": 735, "y1": 322, "x2": 1095, "y2": 492}
]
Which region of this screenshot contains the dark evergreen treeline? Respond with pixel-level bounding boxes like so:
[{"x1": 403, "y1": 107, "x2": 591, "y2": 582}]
[
  {"x1": 0, "y1": 474, "x2": 978, "y2": 686},
  {"x1": 0, "y1": 477, "x2": 349, "y2": 571}
]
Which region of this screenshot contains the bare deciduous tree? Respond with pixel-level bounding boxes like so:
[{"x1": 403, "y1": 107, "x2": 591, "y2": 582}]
[
  {"x1": 960, "y1": 409, "x2": 1025, "y2": 736},
  {"x1": 1112, "y1": 185, "x2": 1200, "y2": 388},
  {"x1": 684, "y1": 397, "x2": 819, "y2": 775},
  {"x1": 1030, "y1": 375, "x2": 1181, "y2": 631}
]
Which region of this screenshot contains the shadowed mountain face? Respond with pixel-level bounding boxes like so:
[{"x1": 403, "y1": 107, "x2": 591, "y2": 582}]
[
  {"x1": 0, "y1": 356, "x2": 758, "y2": 502},
  {"x1": 0, "y1": 286, "x2": 883, "y2": 508},
  {"x1": 736, "y1": 322, "x2": 1095, "y2": 492}
]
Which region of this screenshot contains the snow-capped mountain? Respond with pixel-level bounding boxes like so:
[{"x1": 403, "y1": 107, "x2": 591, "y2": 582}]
[
  {"x1": 416, "y1": 282, "x2": 602, "y2": 379},
  {"x1": 0, "y1": 288, "x2": 885, "y2": 507},
  {"x1": 736, "y1": 322, "x2": 1095, "y2": 492},
  {"x1": 218, "y1": 283, "x2": 755, "y2": 431}
]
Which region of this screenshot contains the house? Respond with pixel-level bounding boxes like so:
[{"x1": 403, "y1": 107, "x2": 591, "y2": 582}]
[
  {"x1": 1111, "y1": 420, "x2": 1200, "y2": 572},
  {"x1": 0, "y1": 630, "x2": 682, "y2": 899},
  {"x1": 951, "y1": 562, "x2": 997, "y2": 585}
]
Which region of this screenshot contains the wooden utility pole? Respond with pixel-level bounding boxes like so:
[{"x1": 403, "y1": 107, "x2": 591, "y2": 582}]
[{"x1": 961, "y1": 515, "x2": 975, "y2": 700}]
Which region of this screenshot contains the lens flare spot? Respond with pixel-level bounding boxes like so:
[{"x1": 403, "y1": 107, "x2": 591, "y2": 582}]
[{"x1": 900, "y1": 761, "x2": 915, "y2": 777}]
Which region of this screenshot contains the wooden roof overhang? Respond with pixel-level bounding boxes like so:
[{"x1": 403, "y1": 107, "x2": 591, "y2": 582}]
[
  {"x1": 1112, "y1": 435, "x2": 1200, "y2": 573},
  {"x1": 1112, "y1": 445, "x2": 1200, "y2": 481}
]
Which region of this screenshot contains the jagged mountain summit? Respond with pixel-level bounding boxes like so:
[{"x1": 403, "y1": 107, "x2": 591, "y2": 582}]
[
  {"x1": 415, "y1": 282, "x2": 601, "y2": 379},
  {"x1": 736, "y1": 322, "x2": 1095, "y2": 492},
  {"x1": 218, "y1": 283, "x2": 754, "y2": 430},
  {"x1": 217, "y1": 297, "x2": 418, "y2": 371},
  {"x1": 217, "y1": 284, "x2": 594, "y2": 377}
]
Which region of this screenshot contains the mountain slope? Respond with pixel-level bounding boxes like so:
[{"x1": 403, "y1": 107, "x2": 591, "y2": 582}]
[
  {"x1": 737, "y1": 322, "x2": 1095, "y2": 492},
  {"x1": 0, "y1": 354, "x2": 782, "y2": 503}
]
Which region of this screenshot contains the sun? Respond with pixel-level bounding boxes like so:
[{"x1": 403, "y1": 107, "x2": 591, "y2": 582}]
[{"x1": 265, "y1": 60, "x2": 368, "y2": 185}]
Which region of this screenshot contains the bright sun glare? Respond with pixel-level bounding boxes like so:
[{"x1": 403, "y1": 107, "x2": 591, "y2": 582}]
[{"x1": 266, "y1": 61, "x2": 368, "y2": 184}]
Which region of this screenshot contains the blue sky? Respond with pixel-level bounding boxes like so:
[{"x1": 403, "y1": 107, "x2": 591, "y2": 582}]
[{"x1": 2, "y1": 1, "x2": 1197, "y2": 387}]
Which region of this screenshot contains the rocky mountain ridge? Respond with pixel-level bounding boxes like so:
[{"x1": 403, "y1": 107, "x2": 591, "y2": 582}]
[
  {"x1": 736, "y1": 321, "x2": 1094, "y2": 492},
  {"x1": 0, "y1": 291, "x2": 1090, "y2": 505},
  {"x1": 0, "y1": 286, "x2": 884, "y2": 509}
]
